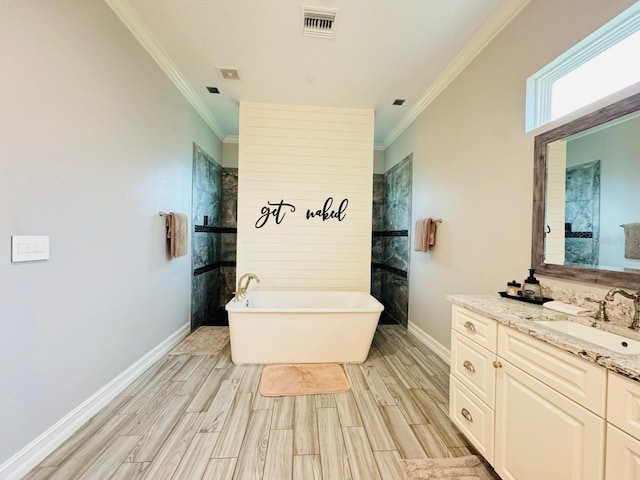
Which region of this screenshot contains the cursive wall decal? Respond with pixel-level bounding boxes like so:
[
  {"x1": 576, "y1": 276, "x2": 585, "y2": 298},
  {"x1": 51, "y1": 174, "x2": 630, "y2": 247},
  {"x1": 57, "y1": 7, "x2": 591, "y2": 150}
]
[
  {"x1": 255, "y1": 197, "x2": 348, "y2": 228},
  {"x1": 306, "y1": 197, "x2": 348, "y2": 222},
  {"x1": 255, "y1": 200, "x2": 296, "y2": 228}
]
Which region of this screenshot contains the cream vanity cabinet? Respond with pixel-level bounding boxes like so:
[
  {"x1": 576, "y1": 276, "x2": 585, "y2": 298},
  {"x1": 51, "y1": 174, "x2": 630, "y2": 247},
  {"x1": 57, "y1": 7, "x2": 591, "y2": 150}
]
[
  {"x1": 450, "y1": 305, "x2": 498, "y2": 463},
  {"x1": 606, "y1": 372, "x2": 640, "y2": 479},
  {"x1": 450, "y1": 305, "x2": 607, "y2": 480},
  {"x1": 495, "y1": 326, "x2": 606, "y2": 480}
]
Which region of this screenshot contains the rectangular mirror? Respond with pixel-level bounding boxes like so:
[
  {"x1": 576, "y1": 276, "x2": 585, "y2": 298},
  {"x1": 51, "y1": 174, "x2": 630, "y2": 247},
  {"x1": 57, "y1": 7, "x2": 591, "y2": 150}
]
[{"x1": 532, "y1": 92, "x2": 640, "y2": 288}]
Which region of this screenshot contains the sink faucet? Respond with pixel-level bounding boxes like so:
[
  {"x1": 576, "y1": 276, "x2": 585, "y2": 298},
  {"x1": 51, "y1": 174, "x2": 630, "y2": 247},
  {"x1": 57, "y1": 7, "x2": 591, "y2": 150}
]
[
  {"x1": 605, "y1": 288, "x2": 640, "y2": 330},
  {"x1": 234, "y1": 273, "x2": 260, "y2": 303},
  {"x1": 585, "y1": 297, "x2": 609, "y2": 322}
]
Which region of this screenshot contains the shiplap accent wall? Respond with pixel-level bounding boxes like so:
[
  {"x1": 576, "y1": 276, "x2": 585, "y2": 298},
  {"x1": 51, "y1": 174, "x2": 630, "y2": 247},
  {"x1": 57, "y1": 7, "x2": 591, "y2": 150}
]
[
  {"x1": 237, "y1": 102, "x2": 374, "y2": 291},
  {"x1": 545, "y1": 140, "x2": 566, "y2": 264}
]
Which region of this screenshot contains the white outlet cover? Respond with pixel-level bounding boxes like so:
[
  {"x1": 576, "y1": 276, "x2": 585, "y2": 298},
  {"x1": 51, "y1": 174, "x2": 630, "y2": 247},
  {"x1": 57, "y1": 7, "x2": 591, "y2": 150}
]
[{"x1": 12, "y1": 235, "x2": 50, "y2": 262}]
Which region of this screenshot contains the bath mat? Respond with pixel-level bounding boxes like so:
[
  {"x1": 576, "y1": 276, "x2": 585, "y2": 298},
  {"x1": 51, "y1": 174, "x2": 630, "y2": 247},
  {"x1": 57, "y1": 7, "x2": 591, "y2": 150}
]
[
  {"x1": 259, "y1": 363, "x2": 350, "y2": 396},
  {"x1": 401, "y1": 455, "x2": 500, "y2": 479},
  {"x1": 169, "y1": 326, "x2": 229, "y2": 356}
]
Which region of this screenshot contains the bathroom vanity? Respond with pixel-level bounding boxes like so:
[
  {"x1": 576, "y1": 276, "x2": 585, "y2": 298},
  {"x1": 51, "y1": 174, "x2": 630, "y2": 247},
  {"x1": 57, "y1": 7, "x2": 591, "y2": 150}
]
[{"x1": 448, "y1": 295, "x2": 640, "y2": 480}]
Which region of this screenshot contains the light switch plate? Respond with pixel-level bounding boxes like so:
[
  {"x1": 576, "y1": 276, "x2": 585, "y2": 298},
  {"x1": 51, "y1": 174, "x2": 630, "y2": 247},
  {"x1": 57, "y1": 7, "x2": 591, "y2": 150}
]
[{"x1": 12, "y1": 235, "x2": 50, "y2": 262}]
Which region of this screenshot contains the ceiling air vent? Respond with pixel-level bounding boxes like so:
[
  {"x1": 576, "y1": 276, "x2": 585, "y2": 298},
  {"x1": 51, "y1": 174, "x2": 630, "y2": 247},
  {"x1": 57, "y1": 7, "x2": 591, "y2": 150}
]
[{"x1": 302, "y1": 6, "x2": 338, "y2": 39}]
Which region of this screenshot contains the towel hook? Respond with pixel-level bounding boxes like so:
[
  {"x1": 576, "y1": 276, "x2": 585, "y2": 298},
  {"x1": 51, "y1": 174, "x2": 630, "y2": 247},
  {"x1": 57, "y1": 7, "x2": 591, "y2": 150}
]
[{"x1": 159, "y1": 211, "x2": 169, "y2": 217}]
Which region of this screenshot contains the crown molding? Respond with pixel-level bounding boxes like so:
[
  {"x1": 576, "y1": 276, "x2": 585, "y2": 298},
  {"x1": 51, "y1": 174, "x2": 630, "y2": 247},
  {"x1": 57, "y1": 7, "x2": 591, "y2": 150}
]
[
  {"x1": 383, "y1": 0, "x2": 532, "y2": 149},
  {"x1": 104, "y1": 0, "x2": 225, "y2": 141}
]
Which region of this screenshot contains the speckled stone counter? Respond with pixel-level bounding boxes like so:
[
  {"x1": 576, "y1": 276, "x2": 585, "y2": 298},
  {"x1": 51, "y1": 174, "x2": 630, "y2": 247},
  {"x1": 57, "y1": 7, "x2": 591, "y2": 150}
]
[{"x1": 447, "y1": 294, "x2": 640, "y2": 382}]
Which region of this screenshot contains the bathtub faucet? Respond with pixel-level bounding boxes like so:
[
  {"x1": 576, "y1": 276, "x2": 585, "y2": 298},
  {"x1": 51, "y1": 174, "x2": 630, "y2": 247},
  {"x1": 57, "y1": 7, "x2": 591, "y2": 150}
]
[
  {"x1": 605, "y1": 287, "x2": 640, "y2": 330},
  {"x1": 234, "y1": 273, "x2": 260, "y2": 303}
]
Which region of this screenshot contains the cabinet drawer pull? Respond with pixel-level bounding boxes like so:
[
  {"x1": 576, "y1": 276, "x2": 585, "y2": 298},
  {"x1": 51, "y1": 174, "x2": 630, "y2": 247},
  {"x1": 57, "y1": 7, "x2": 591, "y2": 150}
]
[
  {"x1": 463, "y1": 321, "x2": 476, "y2": 332},
  {"x1": 493, "y1": 361, "x2": 502, "y2": 369},
  {"x1": 463, "y1": 360, "x2": 476, "y2": 373},
  {"x1": 461, "y1": 408, "x2": 473, "y2": 423}
]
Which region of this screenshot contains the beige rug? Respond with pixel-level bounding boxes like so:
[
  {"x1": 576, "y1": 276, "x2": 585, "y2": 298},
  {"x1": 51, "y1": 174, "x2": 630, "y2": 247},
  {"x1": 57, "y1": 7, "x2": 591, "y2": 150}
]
[
  {"x1": 169, "y1": 326, "x2": 229, "y2": 356},
  {"x1": 259, "y1": 363, "x2": 350, "y2": 396},
  {"x1": 402, "y1": 455, "x2": 500, "y2": 480}
]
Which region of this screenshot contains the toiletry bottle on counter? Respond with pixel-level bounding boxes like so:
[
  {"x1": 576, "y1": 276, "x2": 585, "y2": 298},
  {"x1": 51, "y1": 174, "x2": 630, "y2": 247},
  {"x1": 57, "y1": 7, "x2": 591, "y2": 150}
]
[
  {"x1": 522, "y1": 269, "x2": 542, "y2": 301},
  {"x1": 506, "y1": 280, "x2": 521, "y2": 297}
]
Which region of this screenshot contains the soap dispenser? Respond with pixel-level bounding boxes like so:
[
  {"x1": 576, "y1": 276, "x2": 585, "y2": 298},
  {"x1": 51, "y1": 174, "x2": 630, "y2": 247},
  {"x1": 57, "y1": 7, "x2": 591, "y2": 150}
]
[{"x1": 522, "y1": 268, "x2": 542, "y2": 301}]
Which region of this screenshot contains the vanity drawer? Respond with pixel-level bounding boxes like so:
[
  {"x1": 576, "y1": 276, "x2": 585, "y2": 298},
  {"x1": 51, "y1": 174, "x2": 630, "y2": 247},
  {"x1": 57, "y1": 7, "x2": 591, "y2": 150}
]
[
  {"x1": 450, "y1": 375, "x2": 494, "y2": 463},
  {"x1": 451, "y1": 330, "x2": 496, "y2": 407},
  {"x1": 608, "y1": 372, "x2": 640, "y2": 439},
  {"x1": 605, "y1": 423, "x2": 640, "y2": 480},
  {"x1": 498, "y1": 325, "x2": 606, "y2": 416},
  {"x1": 452, "y1": 305, "x2": 497, "y2": 352}
]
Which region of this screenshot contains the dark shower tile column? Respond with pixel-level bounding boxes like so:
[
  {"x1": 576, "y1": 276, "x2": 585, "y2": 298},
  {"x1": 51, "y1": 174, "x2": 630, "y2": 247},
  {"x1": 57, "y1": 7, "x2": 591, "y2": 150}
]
[
  {"x1": 220, "y1": 168, "x2": 238, "y2": 307},
  {"x1": 371, "y1": 173, "x2": 385, "y2": 300},
  {"x1": 378, "y1": 154, "x2": 412, "y2": 327},
  {"x1": 191, "y1": 144, "x2": 222, "y2": 329}
]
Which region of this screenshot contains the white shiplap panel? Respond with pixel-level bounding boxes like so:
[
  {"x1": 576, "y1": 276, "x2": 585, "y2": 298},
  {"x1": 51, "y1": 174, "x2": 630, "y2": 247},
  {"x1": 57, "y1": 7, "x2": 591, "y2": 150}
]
[
  {"x1": 545, "y1": 140, "x2": 566, "y2": 264},
  {"x1": 242, "y1": 136, "x2": 371, "y2": 151},
  {"x1": 242, "y1": 163, "x2": 369, "y2": 177},
  {"x1": 237, "y1": 102, "x2": 374, "y2": 291},
  {"x1": 237, "y1": 126, "x2": 373, "y2": 142},
  {"x1": 242, "y1": 145, "x2": 370, "y2": 159},
  {"x1": 241, "y1": 172, "x2": 370, "y2": 186},
  {"x1": 244, "y1": 158, "x2": 369, "y2": 168},
  {"x1": 241, "y1": 117, "x2": 371, "y2": 134}
]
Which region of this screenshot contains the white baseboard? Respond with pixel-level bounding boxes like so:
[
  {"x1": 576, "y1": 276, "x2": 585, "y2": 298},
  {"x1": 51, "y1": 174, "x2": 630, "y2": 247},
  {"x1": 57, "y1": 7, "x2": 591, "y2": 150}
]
[
  {"x1": 408, "y1": 321, "x2": 451, "y2": 365},
  {"x1": 0, "y1": 323, "x2": 190, "y2": 480}
]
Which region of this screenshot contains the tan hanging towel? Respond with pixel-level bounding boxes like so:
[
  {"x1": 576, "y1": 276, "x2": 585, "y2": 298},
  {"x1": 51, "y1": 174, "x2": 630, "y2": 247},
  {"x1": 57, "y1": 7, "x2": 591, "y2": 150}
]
[
  {"x1": 427, "y1": 218, "x2": 438, "y2": 248},
  {"x1": 415, "y1": 218, "x2": 435, "y2": 251},
  {"x1": 414, "y1": 218, "x2": 427, "y2": 251},
  {"x1": 167, "y1": 212, "x2": 188, "y2": 258},
  {"x1": 624, "y1": 223, "x2": 640, "y2": 259}
]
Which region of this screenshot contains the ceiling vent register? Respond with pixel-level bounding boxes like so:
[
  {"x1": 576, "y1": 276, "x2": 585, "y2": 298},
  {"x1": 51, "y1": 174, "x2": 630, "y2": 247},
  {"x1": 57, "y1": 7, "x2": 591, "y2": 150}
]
[{"x1": 302, "y1": 6, "x2": 338, "y2": 39}]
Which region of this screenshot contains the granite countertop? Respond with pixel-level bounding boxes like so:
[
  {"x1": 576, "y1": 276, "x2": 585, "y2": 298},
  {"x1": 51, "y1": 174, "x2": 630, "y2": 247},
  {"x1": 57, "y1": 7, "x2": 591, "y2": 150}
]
[{"x1": 447, "y1": 294, "x2": 640, "y2": 382}]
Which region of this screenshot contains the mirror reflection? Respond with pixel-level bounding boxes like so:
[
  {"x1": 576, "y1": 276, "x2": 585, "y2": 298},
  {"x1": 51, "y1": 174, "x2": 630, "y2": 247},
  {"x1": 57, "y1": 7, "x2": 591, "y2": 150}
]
[{"x1": 544, "y1": 112, "x2": 640, "y2": 272}]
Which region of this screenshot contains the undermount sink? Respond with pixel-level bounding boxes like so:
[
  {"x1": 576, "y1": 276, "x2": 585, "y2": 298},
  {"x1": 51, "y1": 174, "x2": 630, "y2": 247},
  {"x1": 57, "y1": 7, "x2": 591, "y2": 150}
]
[{"x1": 535, "y1": 320, "x2": 640, "y2": 355}]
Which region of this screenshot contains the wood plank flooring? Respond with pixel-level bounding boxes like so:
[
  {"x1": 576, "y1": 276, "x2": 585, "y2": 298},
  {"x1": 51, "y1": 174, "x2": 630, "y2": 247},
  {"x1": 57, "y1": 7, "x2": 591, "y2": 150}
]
[{"x1": 23, "y1": 326, "x2": 477, "y2": 480}]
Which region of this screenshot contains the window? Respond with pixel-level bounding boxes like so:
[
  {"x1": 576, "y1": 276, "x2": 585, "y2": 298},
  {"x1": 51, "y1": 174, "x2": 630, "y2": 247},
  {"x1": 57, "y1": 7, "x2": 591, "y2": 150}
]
[{"x1": 525, "y1": 2, "x2": 640, "y2": 132}]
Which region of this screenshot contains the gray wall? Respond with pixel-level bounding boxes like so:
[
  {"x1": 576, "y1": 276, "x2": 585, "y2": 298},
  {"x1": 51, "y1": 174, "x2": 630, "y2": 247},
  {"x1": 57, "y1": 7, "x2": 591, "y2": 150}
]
[
  {"x1": 0, "y1": 1, "x2": 221, "y2": 465},
  {"x1": 384, "y1": 0, "x2": 638, "y2": 348}
]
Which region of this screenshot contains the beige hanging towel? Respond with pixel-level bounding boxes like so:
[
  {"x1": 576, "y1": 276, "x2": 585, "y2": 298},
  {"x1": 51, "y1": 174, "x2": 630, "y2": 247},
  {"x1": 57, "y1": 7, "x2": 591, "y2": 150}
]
[
  {"x1": 624, "y1": 223, "x2": 640, "y2": 259},
  {"x1": 415, "y1": 218, "x2": 435, "y2": 251},
  {"x1": 428, "y1": 218, "x2": 438, "y2": 248},
  {"x1": 167, "y1": 212, "x2": 188, "y2": 258},
  {"x1": 414, "y1": 218, "x2": 427, "y2": 251}
]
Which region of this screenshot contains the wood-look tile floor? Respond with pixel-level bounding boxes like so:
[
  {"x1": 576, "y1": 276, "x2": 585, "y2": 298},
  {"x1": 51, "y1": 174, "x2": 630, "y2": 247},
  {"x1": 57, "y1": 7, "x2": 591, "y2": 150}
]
[{"x1": 23, "y1": 325, "x2": 476, "y2": 480}]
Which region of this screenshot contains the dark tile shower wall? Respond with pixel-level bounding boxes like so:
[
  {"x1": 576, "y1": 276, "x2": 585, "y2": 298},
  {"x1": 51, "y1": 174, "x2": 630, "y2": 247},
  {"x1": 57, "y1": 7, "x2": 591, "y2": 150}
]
[
  {"x1": 372, "y1": 154, "x2": 412, "y2": 327},
  {"x1": 371, "y1": 174, "x2": 385, "y2": 301},
  {"x1": 191, "y1": 144, "x2": 222, "y2": 329},
  {"x1": 565, "y1": 160, "x2": 600, "y2": 266},
  {"x1": 220, "y1": 168, "x2": 238, "y2": 307}
]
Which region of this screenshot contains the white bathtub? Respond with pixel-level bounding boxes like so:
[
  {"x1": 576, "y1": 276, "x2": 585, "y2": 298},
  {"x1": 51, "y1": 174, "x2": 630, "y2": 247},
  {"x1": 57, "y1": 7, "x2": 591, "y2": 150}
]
[{"x1": 225, "y1": 290, "x2": 384, "y2": 364}]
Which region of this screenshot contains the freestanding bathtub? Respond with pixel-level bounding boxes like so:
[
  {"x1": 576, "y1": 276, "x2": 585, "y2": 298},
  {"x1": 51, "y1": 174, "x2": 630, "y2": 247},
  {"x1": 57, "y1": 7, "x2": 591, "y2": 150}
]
[{"x1": 225, "y1": 290, "x2": 384, "y2": 364}]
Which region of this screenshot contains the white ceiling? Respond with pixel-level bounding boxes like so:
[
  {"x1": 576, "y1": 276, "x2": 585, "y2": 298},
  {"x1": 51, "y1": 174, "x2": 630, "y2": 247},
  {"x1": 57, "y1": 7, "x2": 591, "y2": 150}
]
[{"x1": 109, "y1": 0, "x2": 528, "y2": 146}]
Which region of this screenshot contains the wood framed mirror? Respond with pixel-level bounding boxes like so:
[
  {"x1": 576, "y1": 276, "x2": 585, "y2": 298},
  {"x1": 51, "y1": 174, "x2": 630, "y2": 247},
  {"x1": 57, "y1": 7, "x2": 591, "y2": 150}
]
[{"x1": 532, "y1": 92, "x2": 640, "y2": 289}]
